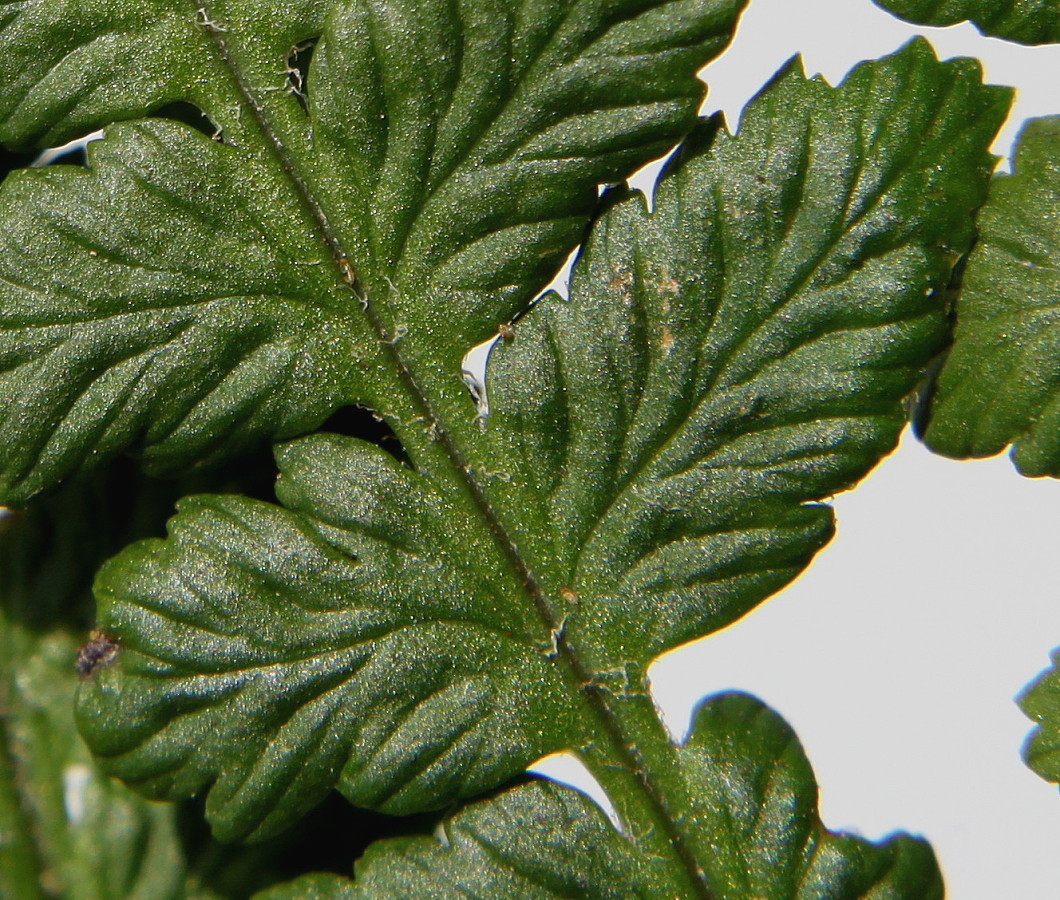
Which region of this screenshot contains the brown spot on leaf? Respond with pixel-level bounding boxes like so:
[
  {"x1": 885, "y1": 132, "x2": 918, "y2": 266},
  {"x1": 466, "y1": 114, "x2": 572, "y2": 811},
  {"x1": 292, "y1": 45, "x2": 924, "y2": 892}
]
[
  {"x1": 76, "y1": 629, "x2": 118, "y2": 679},
  {"x1": 608, "y1": 265, "x2": 634, "y2": 299},
  {"x1": 657, "y1": 266, "x2": 680, "y2": 296},
  {"x1": 660, "y1": 326, "x2": 674, "y2": 356}
]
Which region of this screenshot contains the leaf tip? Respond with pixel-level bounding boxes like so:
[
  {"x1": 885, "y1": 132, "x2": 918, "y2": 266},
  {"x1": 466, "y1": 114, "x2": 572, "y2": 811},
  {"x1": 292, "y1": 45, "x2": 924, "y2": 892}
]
[{"x1": 774, "y1": 52, "x2": 809, "y2": 84}]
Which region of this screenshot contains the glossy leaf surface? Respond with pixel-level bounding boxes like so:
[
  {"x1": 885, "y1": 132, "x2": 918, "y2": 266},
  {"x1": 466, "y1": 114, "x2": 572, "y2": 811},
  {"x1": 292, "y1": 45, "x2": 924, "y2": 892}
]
[
  {"x1": 254, "y1": 696, "x2": 943, "y2": 899},
  {"x1": 921, "y1": 117, "x2": 1060, "y2": 475},
  {"x1": 0, "y1": 2, "x2": 325, "y2": 147},
  {"x1": 1020, "y1": 648, "x2": 1060, "y2": 787},
  {"x1": 0, "y1": 123, "x2": 378, "y2": 502},
  {"x1": 77, "y1": 433, "x2": 580, "y2": 843},
  {"x1": 475, "y1": 39, "x2": 1009, "y2": 670},
  {"x1": 680, "y1": 694, "x2": 942, "y2": 898},
  {"x1": 260, "y1": 781, "x2": 651, "y2": 899},
  {"x1": 0, "y1": 456, "x2": 432, "y2": 899},
  {"x1": 76, "y1": 42, "x2": 1009, "y2": 856},
  {"x1": 872, "y1": 0, "x2": 1060, "y2": 44},
  {"x1": 0, "y1": 0, "x2": 744, "y2": 505}
]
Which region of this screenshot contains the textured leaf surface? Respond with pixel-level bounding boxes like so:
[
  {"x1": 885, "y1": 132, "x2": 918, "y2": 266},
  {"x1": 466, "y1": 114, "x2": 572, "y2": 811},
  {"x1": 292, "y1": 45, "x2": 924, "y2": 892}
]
[
  {"x1": 0, "y1": 495, "x2": 188, "y2": 900},
  {"x1": 1019, "y1": 648, "x2": 1060, "y2": 786},
  {"x1": 76, "y1": 42, "x2": 1009, "y2": 850},
  {"x1": 475, "y1": 39, "x2": 1010, "y2": 669},
  {"x1": 0, "y1": 1, "x2": 325, "y2": 147},
  {"x1": 679, "y1": 693, "x2": 943, "y2": 898},
  {"x1": 255, "y1": 697, "x2": 943, "y2": 900},
  {"x1": 872, "y1": 0, "x2": 1060, "y2": 44},
  {"x1": 0, "y1": 121, "x2": 379, "y2": 504},
  {"x1": 305, "y1": 0, "x2": 747, "y2": 356},
  {"x1": 921, "y1": 117, "x2": 1060, "y2": 475},
  {"x1": 256, "y1": 781, "x2": 650, "y2": 899},
  {"x1": 0, "y1": 0, "x2": 743, "y2": 504},
  {"x1": 77, "y1": 433, "x2": 582, "y2": 842}
]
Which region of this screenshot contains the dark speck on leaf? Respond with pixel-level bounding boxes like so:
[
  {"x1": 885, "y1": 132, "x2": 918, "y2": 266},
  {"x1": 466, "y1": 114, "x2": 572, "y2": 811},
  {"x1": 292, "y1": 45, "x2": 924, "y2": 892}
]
[{"x1": 76, "y1": 629, "x2": 119, "y2": 679}]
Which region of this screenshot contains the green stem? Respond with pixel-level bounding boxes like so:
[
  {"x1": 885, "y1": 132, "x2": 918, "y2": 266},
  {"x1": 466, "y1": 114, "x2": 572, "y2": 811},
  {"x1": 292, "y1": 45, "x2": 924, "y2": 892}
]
[
  {"x1": 575, "y1": 668, "x2": 711, "y2": 900},
  {"x1": 190, "y1": 7, "x2": 713, "y2": 895},
  {"x1": 394, "y1": 439, "x2": 714, "y2": 895},
  {"x1": 365, "y1": 394, "x2": 712, "y2": 896},
  {"x1": 397, "y1": 429, "x2": 715, "y2": 899}
]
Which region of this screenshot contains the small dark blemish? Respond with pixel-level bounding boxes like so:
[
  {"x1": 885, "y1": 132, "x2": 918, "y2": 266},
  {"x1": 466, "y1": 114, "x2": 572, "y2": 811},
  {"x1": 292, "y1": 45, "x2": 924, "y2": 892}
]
[{"x1": 76, "y1": 630, "x2": 119, "y2": 679}]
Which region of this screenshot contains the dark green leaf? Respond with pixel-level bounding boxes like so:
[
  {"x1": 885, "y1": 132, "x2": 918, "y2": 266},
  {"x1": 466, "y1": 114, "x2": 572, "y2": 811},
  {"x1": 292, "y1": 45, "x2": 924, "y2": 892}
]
[
  {"x1": 0, "y1": 0, "x2": 744, "y2": 505},
  {"x1": 306, "y1": 0, "x2": 748, "y2": 352},
  {"x1": 0, "y1": 2, "x2": 325, "y2": 148},
  {"x1": 256, "y1": 781, "x2": 651, "y2": 899},
  {"x1": 1019, "y1": 648, "x2": 1060, "y2": 787},
  {"x1": 679, "y1": 693, "x2": 943, "y2": 898},
  {"x1": 475, "y1": 38, "x2": 1010, "y2": 670},
  {"x1": 872, "y1": 0, "x2": 1060, "y2": 44},
  {"x1": 76, "y1": 41, "x2": 1009, "y2": 849},
  {"x1": 0, "y1": 122, "x2": 380, "y2": 504},
  {"x1": 920, "y1": 117, "x2": 1060, "y2": 475},
  {"x1": 256, "y1": 696, "x2": 943, "y2": 899},
  {"x1": 77, "y1": 433, "x2": 583, "y2": 842},
  {"x1": 0, "y1": 457, "x2": 441, "y2": 898}
]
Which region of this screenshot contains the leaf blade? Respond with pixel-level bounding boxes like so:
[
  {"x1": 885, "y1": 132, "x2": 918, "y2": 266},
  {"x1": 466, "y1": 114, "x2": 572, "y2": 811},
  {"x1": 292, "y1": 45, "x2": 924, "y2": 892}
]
[
  {"x1": 679, "y1": 693, "x2": 943, "y2": 899},
  {"x1": 304, "y1": 0, "x2": 749, "y2": 367},
  {"x1": 0, "y1": 1, "x2": 326, "y2": 147},
  {"x1": 920, "y1": 116, "x2": 1060, "y2": 475},
  {"x1": 872, "y1": 0, "x2": 1060, "y2": 45},
  {"x1": 1019, "y1": 648, "x2": 1060, "y2": 787},
  {"x1": 476, "y1": 39, "x2": 1011, "y2": 667},
  {"x1": 77, "y1": 434, "x2": 583, "y2": 842},
  {"x1": 0, "y1": 118, "x2": 387, "y2": 505},
  {"x1": 0, "y1": 0, "x2": 747, "y2": 503},
  {"x1": 255, "y1": 781, "x2": 652, "y2": 900},
  {"x1": 255, "y1": 697, "x2": 945, "y2": 900},
  {"x1": 75, "y1": 41, "x2": 1011, "y2": 846}
]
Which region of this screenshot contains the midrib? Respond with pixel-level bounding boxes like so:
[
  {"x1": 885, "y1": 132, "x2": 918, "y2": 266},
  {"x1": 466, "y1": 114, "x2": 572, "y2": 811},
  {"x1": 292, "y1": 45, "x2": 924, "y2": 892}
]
[{"x1": 189, "y1": 5, "x2": 713, "y2": 897}]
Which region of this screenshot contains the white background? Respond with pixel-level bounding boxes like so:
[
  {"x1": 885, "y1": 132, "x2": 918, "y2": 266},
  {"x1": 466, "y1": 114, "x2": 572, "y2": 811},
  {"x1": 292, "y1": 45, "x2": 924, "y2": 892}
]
[{"x1": 530, "y1": 2, "x2": 1060, "y2": 896}]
